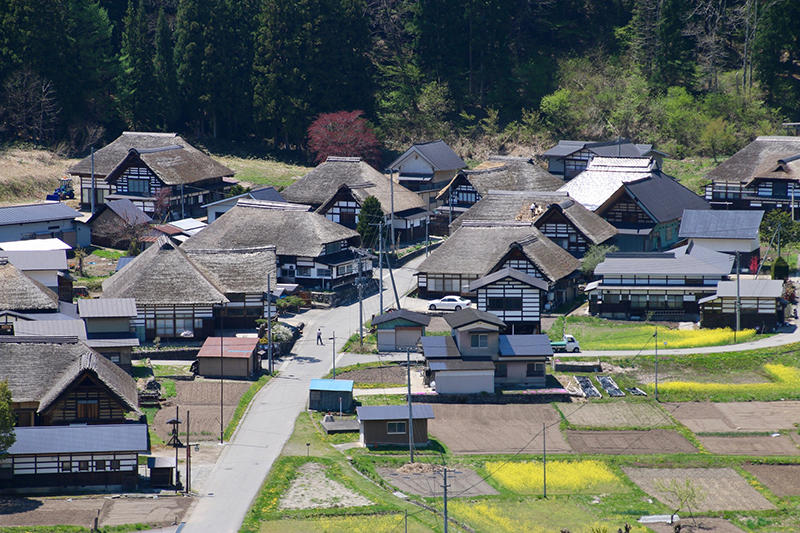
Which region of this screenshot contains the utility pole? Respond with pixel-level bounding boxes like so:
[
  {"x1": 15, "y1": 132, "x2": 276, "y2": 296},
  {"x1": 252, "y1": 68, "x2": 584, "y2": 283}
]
[
  {"x1": 448, "y1": 188, "x2": 453, "y2": 226},
  {"x1": 542, "y1": 422, "x2": 547, "y2": 499},
  {"x1": 385, "y1": 250, "x2": 401, "y2": 310},
  {"x1": 425, "y1": 216, "x2": 430, "y2": 256},
  {"x1": 90, "y1": 146, "x2": 96, "y2": 214},
  {"x1": 186, "y1": 410, "x2": 191, "y2": 494},
  {"x1": 330, "y1": 331, "x2": 336, "y2": 378},
  {"x1": 174, "y1": 405, "x2": 180, "y2": 488},
  {"x1": 219, "y1": 308, "x2": 225, "y2": 444},
  {"x1": 181, "y1": 183, "x2": 185, "y2": 218},
  {"x1": 389, "y1": 169, "x2": 396, "y2": 250},
  {"x1": 407, "y1": 350, "x2": 414, "y2": 463},
  {"x1": 267, "y1": 274, "x2": 273, "y2": 374},
  {"x1": 404, "y1": 509, "x2": 408, "y2": 533},
  {"x1": 442, "y1": 467, "x2": 449, "y2": 533},
  {"x1": 378, "y1": 221, "x2": 383, "y2": 313},
  {"x1": 735, "y1": 251, "x2": 741, "y2": 342},
  {"x1": 357, "y1": 253, "x2": 364, "y2": 345},
  {"x1": 793, "y1": 183, "x2": 796, "y2": 221},
  {"x1": 654, "y1": 326, "x2": 659, "y2": 402}
]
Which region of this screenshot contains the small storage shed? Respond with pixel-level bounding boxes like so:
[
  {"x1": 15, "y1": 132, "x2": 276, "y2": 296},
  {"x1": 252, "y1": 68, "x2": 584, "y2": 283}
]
[
  {"x1": 356, "y1": 404, "x2": 435, "y2": 447},
  {"x1": 309, "y1": 379, "x2": 354, "y2": 412},
  {"x1": 196, "y1": 337, "x2": 259, "y2": 378},
  {"x1": 428, "y1": 359, "x2": 495, "y2": 394},
  {"x1": 147, "y1": 456, "x2": 176, "y2": 487},
  {"x1": 373, "y1": 310, "x2": 431, "y2": 352}
]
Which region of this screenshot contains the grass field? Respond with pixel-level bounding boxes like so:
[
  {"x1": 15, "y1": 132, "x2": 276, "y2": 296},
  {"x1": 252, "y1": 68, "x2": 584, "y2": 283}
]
[
  {"x1": 548, "y1": 316, "x2": 758, "y2": 349},
  {"x1": 663, "y1": 156, "x2": 718, "y2": 195},
  {"x1": 0, "y1": 146, "x2": 79, "y2": 205},
  {"x1": 211, "y1": 154, "x2": 310, "y2": 190}
]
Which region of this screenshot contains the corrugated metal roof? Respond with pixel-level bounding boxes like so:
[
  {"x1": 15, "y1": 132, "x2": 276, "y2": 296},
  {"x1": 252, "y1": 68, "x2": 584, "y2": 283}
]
[
  {"x1": 679, "y1": 210, "x2": 764, "y2": 240},
  {"x1": 0, "y1": 238, "x2": 71, "y2": 251},
  {"x1": 356, "y1": 404, "x2": 435, "y2": 421},
  {"x1": 498, "y1": 334, "x2": 553, "y2": 357},
  {"x1": 309, "y1": 378, "x2": 354, "y2": 392},
  {"x1": 14, "y1": 319, "x2": 87, "y2": 338},
  {"x1": 389, "y1": 140, "x2": 466, "y2": 171},
  {"x1": 78, "y1": 298, "x2": 138, "y2": 318},
  {"x1": 420, "y1": 336, "x2": 460, "y2": 358},
  {"x1": 0, "y1": 250, "x2": 67, "y2": 271},
  {"x1": 428, "y1": 360, "x2": 494, "y2": 371},
  {"x1": 85, "y1": 337, "x2": 140, "y2": 348},
  {"x1": 0, "y1": 202, "x2": 81, "y2": 226},
  {"x1": 714, "y1": 279, "x2": 783, "y2": 298},
  {"x1": 8, "y1": 423, "x2": 148, "y2": 455},
  {"x1": 596, "y1": 243, "x2": 734, "y2": 276},
  {"x1": 197, "y1": 336, "x2": 259, "y2": 358}
]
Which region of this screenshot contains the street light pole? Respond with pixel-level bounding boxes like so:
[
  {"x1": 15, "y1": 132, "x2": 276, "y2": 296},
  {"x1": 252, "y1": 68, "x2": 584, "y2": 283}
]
[
  {"x1": 330, "y1": 331, "x2": 336, "y2": 378},
  {"x1": 654, "y1": 326, "x2": 659, "y2": 402}
]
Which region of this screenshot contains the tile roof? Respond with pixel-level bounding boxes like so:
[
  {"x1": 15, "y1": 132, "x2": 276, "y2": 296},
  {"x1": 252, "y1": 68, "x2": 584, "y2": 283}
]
[
  {"x1": 77, "y1": 298, "x2": 138, "y2": 318},
  {"x1": 0, "y1": 201, "x2": 81, "y2": 226},
  {"x1": 309, "y1": 378, "x2": 354, "y2": 392},
  {"x1": 356, "y1": 404, "x2": 435, "y2": 420},
  {"x1": 596, "y1": 242, "x2": 734, "y2": 276},
  {"x1": 371, "y1": 309, "x2": 431, "y2": 327},
  {"x1": 389, "y1": 140, "x2": 466, "y2": 171},
  {"x1": 8, "y1": 423, "x2": 148, "y2": 455},
  {"x1": 679, "y1": 209, "x2": 764, "y2": 240},
  {"x1": 541, "y1": 139, "x2": 657, "y2": 158}
]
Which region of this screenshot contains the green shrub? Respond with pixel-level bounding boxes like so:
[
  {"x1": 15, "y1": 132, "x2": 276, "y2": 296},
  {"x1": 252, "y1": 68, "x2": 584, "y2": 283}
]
[{"x1": 773, "y1": 256, "x2": 789, "y2": 280}]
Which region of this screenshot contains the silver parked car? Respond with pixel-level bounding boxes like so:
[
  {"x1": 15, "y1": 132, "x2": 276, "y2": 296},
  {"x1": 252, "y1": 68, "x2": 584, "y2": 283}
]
[{"x1": 428, "y1": 295, "x2": 472, "y2": 311}]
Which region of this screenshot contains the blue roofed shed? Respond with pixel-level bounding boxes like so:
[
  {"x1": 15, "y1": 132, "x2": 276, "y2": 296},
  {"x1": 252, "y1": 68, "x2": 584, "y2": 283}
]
[{"x1": 309, "y1": 378, "x2": 354, "y2": 412}]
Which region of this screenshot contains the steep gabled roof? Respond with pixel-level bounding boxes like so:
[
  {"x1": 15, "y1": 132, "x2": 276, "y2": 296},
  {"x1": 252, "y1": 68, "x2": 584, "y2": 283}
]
[
  {"x1": 101, "y1": 236, "x2": 228, "y2": 305},
  {"x1": 69, "y1": 132, "x2": 233, "y2": 180},
  {"x1": 438, "y1": 156, "x2": 562, "y2": 200},
  {"x1": 679, "y1": 209, "x2": 764, "y2": 240},
  {"x1": 87, "y1": 198, "x2": 152, "y2": 226},
  {"x1": 105, "y1": 145, "x2": 234, "y2": 186},
  {"x1": 542, "y1": 139, "x2": 660, "y2": 159},
  {"x1": 0, "y1": 259, "x2": 59, "y2": 311},
  {"x1": 468, "y1": 267, "x2": 549, "y2": 292},
  {"x1": 707, "y1": 136, "x2": 800, "y2": 184},
  {"x1": 283, "y1": 157, "x2": 425, "y2": 214},
  {"x1": 389, "y1": 140, "x2": 466, "y2": 172},
  {"x1": 182, "y1": 200, "x2": 360, "y2": 258},
  {"x1": 444, "y1": 307, "x2": 506, "y2": 329},
  {"x1": 0, "y1": 337, "x2": 139, "y2": 414}
]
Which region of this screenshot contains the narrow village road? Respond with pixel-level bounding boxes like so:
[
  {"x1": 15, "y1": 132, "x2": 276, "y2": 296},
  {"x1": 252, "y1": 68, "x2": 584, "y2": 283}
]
[{"x1": 181, "y1": 256, "x2": 424, "y2": 533}]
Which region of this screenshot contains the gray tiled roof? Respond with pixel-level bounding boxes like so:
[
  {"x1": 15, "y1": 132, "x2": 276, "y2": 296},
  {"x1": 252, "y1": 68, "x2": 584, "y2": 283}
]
[
  {"x1": 0, "y1": 201, "x2": 81, "y2": 226},
  {"x1": 679, "y1": 209, "x2": 764, "y2": 240},
  {"x1": 8, "y1": 423, "x2": 148, "y2": 455},
  {"x1": 542, "y1": 139, "x2": 656, "y2": 158},
  {"x1": 596, "y1": 243, "x2": 734, "y2": 276},
  {"x1": 389, "y1": 140, "x2": 466, "y2": 171},
  {"x1": 357, "y1": 404, "x2": 435, "y2": 421},
  {"x1": 78, "y1": 298, "x2": 138, "y2": 318}
]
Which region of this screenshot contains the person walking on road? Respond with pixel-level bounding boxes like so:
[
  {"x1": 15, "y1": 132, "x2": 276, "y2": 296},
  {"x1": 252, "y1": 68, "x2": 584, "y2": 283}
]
[{"x1": 316, "y1": 328, "x2": 324, "y2": 345}]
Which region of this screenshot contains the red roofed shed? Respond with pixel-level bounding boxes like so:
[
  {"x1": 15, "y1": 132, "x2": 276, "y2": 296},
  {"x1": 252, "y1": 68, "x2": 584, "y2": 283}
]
[{"x1": 196, "y1": 336, "x2": 259, "y2": 378}]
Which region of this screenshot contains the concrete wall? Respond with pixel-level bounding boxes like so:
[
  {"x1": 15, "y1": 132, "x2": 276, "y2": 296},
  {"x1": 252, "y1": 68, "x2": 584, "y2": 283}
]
[
  {"x1": 434, "y1": 370, "x2": 494, "y2": 394},
  {"x1": 494, "y1": 361, "x2": 546, "y2": 387},
  {"x1": 206, "y1": 203, "x2": 234, "y2": 224}
]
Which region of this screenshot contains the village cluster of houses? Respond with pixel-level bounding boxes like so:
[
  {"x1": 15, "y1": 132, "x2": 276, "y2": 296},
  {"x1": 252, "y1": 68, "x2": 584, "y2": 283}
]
[{"x1": 0, "y1": 131, "x2": 796, "y2": 488}]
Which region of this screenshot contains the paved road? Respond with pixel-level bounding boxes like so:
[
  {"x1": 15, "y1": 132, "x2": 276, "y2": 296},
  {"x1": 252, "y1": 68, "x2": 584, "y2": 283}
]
[{"x1": 181, "y1": 257, "x2": 423, "y2": 533}]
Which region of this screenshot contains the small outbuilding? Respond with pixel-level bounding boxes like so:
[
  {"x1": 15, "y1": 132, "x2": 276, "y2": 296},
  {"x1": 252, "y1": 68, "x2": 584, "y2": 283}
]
[
  {"x1": 699, "y1": 279, "x2": 786, "y2": 331},
  {"x1": 372, "y1": 309, "x2": 431, "y2": 352},
  {"x1": 309, "y1": 379, "x2": 354, "y2": 412},
  {"x1": 356, "y1": 404, "x2": 435, "y2": 447},
  {"x1": 147, "y1": 456, "x2": 176, "y2": 487},
  {"x1": 196, "y1": 337, "x2": 260, "y2": 378}
]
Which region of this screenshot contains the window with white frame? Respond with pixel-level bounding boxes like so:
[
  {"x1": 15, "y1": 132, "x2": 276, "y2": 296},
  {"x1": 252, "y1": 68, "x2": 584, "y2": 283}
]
[{"x1": 387, "y1": 421, "x2": 406, "y2": 434}]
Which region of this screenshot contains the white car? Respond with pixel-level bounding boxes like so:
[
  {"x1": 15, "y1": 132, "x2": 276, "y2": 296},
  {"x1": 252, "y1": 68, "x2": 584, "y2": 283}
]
[{"x1": 428, "y1": 295, "x2": 471, "y2": 311}]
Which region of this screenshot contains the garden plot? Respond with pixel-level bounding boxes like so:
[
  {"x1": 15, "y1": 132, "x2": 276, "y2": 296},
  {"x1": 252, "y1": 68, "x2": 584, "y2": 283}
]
[
  {"x1": 279, "y1": 462, "x2": 371, "y2": 510},
  {"x1": 559, "y1": 402, "x2": 671, "y2": 429},
  {"x1": 698, "y1": 435, "x2": 800, "y2": 456},
  {"x1": 743, "y1": 464, "x2": 800, "y2": 497},
  {"x1": 646, "y1": 518, "x2": 745, "y2": 533},
  {"x1": 566, "y1": 429, "x2": 696, "y2": 455},
  {"x1": 428, "y1": 404, "x2": 572, "y2": 454},
  {"x1": 668, "y1": 401, "x2": 800, "y2": 433},
  {"x1": 597, "y1": 375, "x2": 624, "y2": 397},
  {"x1": 622, "y1": 467, "x2": 775, "y2": 511},
  {"x1": 378, "y1": 463, "x2": 497, "y2": 497}
]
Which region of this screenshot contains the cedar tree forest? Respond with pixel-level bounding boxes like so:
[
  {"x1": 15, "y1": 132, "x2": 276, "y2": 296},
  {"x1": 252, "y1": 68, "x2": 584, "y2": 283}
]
[{"x1": 1, "y1": 0, "x2": 799, "y2": 161}]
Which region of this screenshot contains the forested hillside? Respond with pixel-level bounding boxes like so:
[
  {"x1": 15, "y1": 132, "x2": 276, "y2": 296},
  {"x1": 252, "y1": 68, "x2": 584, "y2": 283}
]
[{"x1": 1, "y1": 0, "x2": 798, "y2": 161}]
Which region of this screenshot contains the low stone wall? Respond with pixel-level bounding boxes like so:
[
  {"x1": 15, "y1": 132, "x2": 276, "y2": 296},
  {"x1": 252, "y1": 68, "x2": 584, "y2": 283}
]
[{"x1": 552, "y1": 360, "x2": 602, "y2": 373}]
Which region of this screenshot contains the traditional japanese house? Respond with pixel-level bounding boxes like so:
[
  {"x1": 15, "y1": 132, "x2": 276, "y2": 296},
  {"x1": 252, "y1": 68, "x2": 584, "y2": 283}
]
[
  {"x1": 387, "y1": 140, "x2": 466, "y2": 209},
  {"x1": 421, "y1": 308, "x2": 553, "y2": 393},
  {"x1": 182, "y1": 199, "x2": 370, "y2": 291},
  {"x1": 559, "y1": 157, "x2": 709, "y2": 251},
  {"x1": 586, "y1": 242, "x2": 734, "y2": 321},
  {"x1": 86, "y1": 198, "x2": 152, "y2": 249},
  {"x1": 416, "y1": 221, "x2": 580, "y2": 308},
  {"x1": 282, "y1": 156, "x2": 428, "y2": 244},
  {"x1": 699, "y1": 279, "x2": 786, "y2": 331},
  {"x1": 0, "y1": 259, "x2": 59, "y2": 314},
  {"x1": 69, "y1": 132, "x2": 235, "y2": 217},
  {"x1": 678, "y1": 209, "x2": 764, "y2": 270},
  {"x1": 0, "y1": 201, "x2": 89, "y2": 248},
  {"x1": 449, "y1": 190, "x2": 617, "y2": 258},
  {"x1": 0, "y1": 336, "x2": 140, "y2": 427},
  {"x1": 704, "y1": 136, "x2": 800, "y2": 217},
  {"x1": 203, "y1": 186, "x2": 286, "y2": 223},
  {"x1": 101, "y1": 235, "x2": 277, "y2": 340},
  {"x1": 0, "y1": 249, "x2": 71, "y2": 301},
  {"x1": 469, "y1": 268, "x2": 548, "y2": 334},
  {"x1": 542, "y1": 138, "x2": 666, "y2": 180},
  {"x1": 372, "y1": 309, "x2": 431, "y2": 351},
  {"x1": 356, "y1": 405, "x2": 434, "y2": 447},
  {"x1": 77, "y1": 298, "x2": 140, "y2": 372},
  {"x1": 436, "y1": 156, "x2": 563, "y2": 220}
]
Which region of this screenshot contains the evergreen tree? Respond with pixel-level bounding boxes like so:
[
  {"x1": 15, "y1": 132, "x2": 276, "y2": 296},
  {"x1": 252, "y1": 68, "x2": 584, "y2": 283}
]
[
  {"x1": 117, "y1": 0, "x2": 156, "y2": 129},
  {"x1": 174, "y1": 0, "x2": 205, "y2": 131},
  {"x1": 356, "y1": 196, "x2": 384, "y2": 249},
  {"x1": 0, "y1": 381, "x2": 14, "y2": 456},
  {"x1": 653, "y1": 0, "x2": 695, "y2": 87},
  {"x1": 754, "y1": 0, "x2": 800, "y2": 112},
  {"x1": 153, "y1": 5, "x2": 177, "y2": 129}
]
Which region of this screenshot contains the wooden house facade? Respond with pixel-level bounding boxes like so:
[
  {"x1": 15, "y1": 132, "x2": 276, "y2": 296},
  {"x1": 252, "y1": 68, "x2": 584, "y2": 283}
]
[
  {"x1": 372, "y1": 310, "x2": 431, "y2": 351},
  {"x1": 356, "y1": 405, "x2": 434, "y2": 447},
  {"x1": 469, "y1": 268, "x2": 548, "y2": 334},
  {"x1": 542, "y1": 139, "x2": 665, "y2": 180},
  {"x1": 699, "y1": 280, "x2": 785, "y2": 331},
  {"x1": 388, "y1": 140, "x2": 466, "y2": 209}
]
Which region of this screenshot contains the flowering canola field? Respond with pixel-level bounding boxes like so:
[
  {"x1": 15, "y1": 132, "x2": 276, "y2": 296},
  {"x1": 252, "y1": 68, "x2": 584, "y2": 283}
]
[
  {"x1": 485, "y1": 459, "x2": 624, "y2": 494},
  {"x1": 655, "y1": 363, "x2": 800, "y2": 400}
]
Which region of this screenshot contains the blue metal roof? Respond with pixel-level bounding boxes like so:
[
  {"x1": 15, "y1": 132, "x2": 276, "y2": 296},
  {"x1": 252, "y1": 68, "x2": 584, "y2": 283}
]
[
  {"x1": 0, "y1": 202, "x2": 82, "y2": 226},
  {"x1": 8, "y1": 423, "x2": 149, "y2": 455},
  {"x1": 310, "y1": 378, "x2": 353, "y2": 392}
]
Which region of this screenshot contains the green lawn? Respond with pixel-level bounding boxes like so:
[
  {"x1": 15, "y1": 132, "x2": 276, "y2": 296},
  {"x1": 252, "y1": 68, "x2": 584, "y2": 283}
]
[
  {"x1": 663, "y1": 156, "x2": 719, "y2": 195},
  {"x1": 342, "y1": 331, "x2": 378, "y2": 354},
  {"x1": 212, "y1": 154, "x2": 311, "y2": 191},
  {"x1": 548, "y1": 315, "x2": 763, "y2": 350}
]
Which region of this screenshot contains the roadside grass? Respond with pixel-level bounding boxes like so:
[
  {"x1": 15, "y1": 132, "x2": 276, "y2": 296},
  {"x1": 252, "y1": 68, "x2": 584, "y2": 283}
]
[
  {"x1": 342, "y1": 331, "x2": 378, "y2": 354},
  {"x1": 223, "y1": 373, "x2": 271, "y2": 440},
  {"x1": 355, "y1": 394, "x2": 407, "y2": 406},
  {"x1": 254, "y1": 513, "x2": 433, "y2": 533},
  {"x1": 142, "y1": 407, "x2": 164, "y2": 446},
  {"x1": 0, "y1": 525, "x2": 157, "y2": 533},
  {"x1": 324, "y1": 360, "x2": 408, "y2": 388},
  {"x1": 91, "y1": 248, "x2": 126, "y2": 261},
  {"x1": 663, "y1": 156, "x2": 717, "y2": 195},
  {"x1": 548, "y1": 315, "x2": 758, "y2": 349},
  {"x1": 211, "y1": 154, "x2": 310, "y2": 191}
]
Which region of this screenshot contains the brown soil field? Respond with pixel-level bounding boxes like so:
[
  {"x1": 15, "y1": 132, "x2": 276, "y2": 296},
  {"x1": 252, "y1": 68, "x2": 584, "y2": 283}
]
[
  {"x1": 668, "y1": 401, "x2": 800, "y2": 433},
  {"x1": 0, "y1": 495, "x2": 191, "y2": 528},
  {"x1": 559, "y1": 401, "x2": 672, "y2": 428},
  {"x1": 647, "y1": 517, "x2": 746, "y2": 533},
  {"x1": 337, "y1": 365, "x2": 408, "y2": 385},
  {"x1": 623, "y1": 467, "x2": 775, "y2": 511},
  {"x1": 566, "y1": 429, "x2": 696, "y2": 455},
  {"x1": 428, "y1": 404, "x2": 571, "y2": 454},
  {"x1": 279, "y1": 462, "x2": 371, "y2": 510},
  {"x1": 378, "y1": 465, "x2": 498, "y2": 497},
  {"x1": 743, "y1": 464, "x2": 800, "y2": 497},
  {"x1": 698, "y1": 435, "x2": 800, "y2": 456},
  {"x1": 152, "y1": 380, "x2": 251, "y2": 442}
]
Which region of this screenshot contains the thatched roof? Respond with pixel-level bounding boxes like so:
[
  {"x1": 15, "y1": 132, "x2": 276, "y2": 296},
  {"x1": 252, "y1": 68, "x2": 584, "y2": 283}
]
[
  {"x1": 283, "y1": 157, "x2": 425, "y2": 214},
  {"x1": 438, "y1": 156, "x2": 562, "y2": 200},
  {"x1": 416, "y1": 222, "x2": 579, "y2": 282},
  {"x1": 69, "y1": 132, "x2": 234, "y2": 180},
  {"x1": 102, "y1": 236, "x2": 228, "y2": 305},
  {"x1": 707, "y1": 136, "x2": 800, "y2": 184},
  {"x1": 106, "y1": 145, "x2": 234, "y2": 186},
  {"x1": 0, "y1": 336, "x2": 139, "y2": 414},
  {"x1": 184, "y1": 247, "x2": 277, "y2": 294},
  {"x1": 182, "y1": 200, "x2": 360, "y2": 258},
  {"x1": 0, "y1": 259, "x2": 58, "y2": 312}
]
